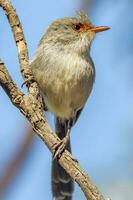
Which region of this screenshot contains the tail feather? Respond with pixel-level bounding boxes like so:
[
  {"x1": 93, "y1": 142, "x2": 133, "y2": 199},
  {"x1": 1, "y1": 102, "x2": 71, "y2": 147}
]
[{"x1": 51, "y1": 117, "x2": 74, "y2": 200}]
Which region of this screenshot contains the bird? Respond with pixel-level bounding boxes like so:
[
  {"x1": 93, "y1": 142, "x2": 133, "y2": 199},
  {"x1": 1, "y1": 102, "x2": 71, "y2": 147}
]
[{"x1": 31, "y1": 11, "x2": 110, "y2": 200}]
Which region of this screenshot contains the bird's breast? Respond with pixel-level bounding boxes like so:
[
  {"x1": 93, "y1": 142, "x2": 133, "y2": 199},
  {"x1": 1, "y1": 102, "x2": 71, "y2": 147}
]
[{"x1": 33, "y1": 51, "x2": 95, "y2": 119}]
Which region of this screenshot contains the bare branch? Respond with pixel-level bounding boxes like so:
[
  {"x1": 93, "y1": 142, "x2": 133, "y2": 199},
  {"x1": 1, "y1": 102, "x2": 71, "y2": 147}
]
[
  {"x1": 0, "y1": 60, "x2": 23, "y2": 107},
  {"x1": 0, "y1": 0, "x2": 32, "y2": 86},
  {"x1": 80, "y1": 0, "x2": 92, "y2": 12},
  {"x1": 0, "y1": 128, "x2": 34, "y2": 196},
  {"x1": 0, "y1": 1, "x2": 108, "y2": 199}
]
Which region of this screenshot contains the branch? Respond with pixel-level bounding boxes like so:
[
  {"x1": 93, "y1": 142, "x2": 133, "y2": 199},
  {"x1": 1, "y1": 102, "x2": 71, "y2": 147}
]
[
  {"x1": 0, "y1": 128, "x2": 34, "y2": 196},
  {"x1": 0, "y1": 0, "x2": 32, "y2": 86},
  {"x1": 80, "y1": 0, "x2": 92, "y2": 11},
  {"x1": 0, "y1": 1, "x2": 109, "y2": 199}
]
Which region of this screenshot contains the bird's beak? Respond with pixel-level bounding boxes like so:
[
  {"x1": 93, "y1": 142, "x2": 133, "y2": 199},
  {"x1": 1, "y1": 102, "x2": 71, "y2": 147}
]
[{"x1": 90, "y1": 26, "x2": 110, "y2": 33}]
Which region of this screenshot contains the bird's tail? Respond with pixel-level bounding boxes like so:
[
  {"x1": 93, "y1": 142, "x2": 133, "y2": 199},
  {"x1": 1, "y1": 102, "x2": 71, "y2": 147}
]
[{"x1": 52, "y1": 117, "x2": 74, "y2": 200}]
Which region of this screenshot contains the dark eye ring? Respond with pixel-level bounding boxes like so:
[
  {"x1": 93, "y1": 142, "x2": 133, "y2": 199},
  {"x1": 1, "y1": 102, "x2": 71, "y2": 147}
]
[{"x1": 72, "y1": 23, "x2": 82, "y2": 31}]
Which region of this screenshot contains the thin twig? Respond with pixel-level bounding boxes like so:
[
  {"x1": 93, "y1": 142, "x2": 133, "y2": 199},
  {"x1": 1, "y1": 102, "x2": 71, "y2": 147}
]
[{"x1": 0, "y1": 1, "x2": 108, "y2": 199}]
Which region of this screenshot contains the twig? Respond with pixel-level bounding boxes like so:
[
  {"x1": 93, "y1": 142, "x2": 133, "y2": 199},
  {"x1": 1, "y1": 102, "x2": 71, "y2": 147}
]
[{"x1": 0, "y1": 0, "x2": 107, "y2": 199}]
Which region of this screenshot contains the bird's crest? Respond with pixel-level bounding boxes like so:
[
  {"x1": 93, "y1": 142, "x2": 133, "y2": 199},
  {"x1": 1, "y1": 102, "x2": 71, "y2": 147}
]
[{"x1": 76, "y1": 10, "x2": 91, "y2": 24}]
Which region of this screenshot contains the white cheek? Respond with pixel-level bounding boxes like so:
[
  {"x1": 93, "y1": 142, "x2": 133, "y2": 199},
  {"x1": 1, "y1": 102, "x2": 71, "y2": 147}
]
[
  {"x1": 86, "y1": 31, "x2": 95, "y2": 41},
  {"x1": 90, "y1": 32, "x2": 96, "y2": 40}
]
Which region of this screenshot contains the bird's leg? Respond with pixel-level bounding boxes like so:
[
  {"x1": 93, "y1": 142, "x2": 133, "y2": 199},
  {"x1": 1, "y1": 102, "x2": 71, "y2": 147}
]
[
  {"x1": 42, "y1": 98, "x2": 48, "y2": 111},
  {"x1": 53, "y1": 121, "x2": 71, "y2": 159}
]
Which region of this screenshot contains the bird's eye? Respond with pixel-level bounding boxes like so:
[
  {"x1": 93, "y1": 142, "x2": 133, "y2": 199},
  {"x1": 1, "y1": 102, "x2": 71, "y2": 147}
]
[{"x1": 72, "y1": 23, "x2": 82, "y2": 31}]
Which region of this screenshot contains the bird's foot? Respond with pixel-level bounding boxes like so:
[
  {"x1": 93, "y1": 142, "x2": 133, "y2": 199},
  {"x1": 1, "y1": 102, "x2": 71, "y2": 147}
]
[
  {"x1": 21, "y1": 76, "x2": 34, "y2": 88},
  {"x1": 52, "y1": 137, "x2": 68, "y2": 159}
]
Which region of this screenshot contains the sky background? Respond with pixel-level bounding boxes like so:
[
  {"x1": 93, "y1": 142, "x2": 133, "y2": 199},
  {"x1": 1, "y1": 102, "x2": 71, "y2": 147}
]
[{"x1": 0, "y1": 0, "x2": 133, "y2": 199}]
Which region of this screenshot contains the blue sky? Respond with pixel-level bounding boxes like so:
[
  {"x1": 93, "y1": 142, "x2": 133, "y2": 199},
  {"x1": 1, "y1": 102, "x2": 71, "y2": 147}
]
[{"x1": 0, "y1": 0, "x2": 133, "y2": 199}]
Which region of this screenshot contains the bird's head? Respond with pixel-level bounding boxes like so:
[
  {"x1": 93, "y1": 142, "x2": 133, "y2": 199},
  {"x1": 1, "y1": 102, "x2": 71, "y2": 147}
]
[{"x1": 44, "y1": 11, "x2": 110, "y2": 54}]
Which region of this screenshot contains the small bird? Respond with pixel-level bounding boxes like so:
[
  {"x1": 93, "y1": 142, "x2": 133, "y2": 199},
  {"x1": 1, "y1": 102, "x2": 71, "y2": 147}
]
[{"x1": 31, "y1": 11, "x2": 109, "y2": 200}]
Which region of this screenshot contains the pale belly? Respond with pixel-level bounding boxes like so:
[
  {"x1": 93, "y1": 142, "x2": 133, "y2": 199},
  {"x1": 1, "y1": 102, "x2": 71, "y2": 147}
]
[
  {"x1": 32, "y1": 50, "x2": 95, "y2": 119},
  {"x1": 42, "y1": 68, "x2": 94, "y2": 119}
]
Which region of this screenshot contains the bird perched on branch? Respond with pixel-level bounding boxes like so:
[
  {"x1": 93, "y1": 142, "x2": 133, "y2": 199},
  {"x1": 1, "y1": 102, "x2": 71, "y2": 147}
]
[{"x1": 31, "y1": 11, "x2": 109, "y2": 200}]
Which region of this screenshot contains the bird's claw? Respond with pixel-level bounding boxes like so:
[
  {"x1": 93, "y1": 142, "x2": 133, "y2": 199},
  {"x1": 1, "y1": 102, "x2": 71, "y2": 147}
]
[
  {"x1": 21, "y1": 77, "x2": 34, "y2": 88},
  {"x1": 52, "y1": 138, "x2": 67, "y2": 159}
]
